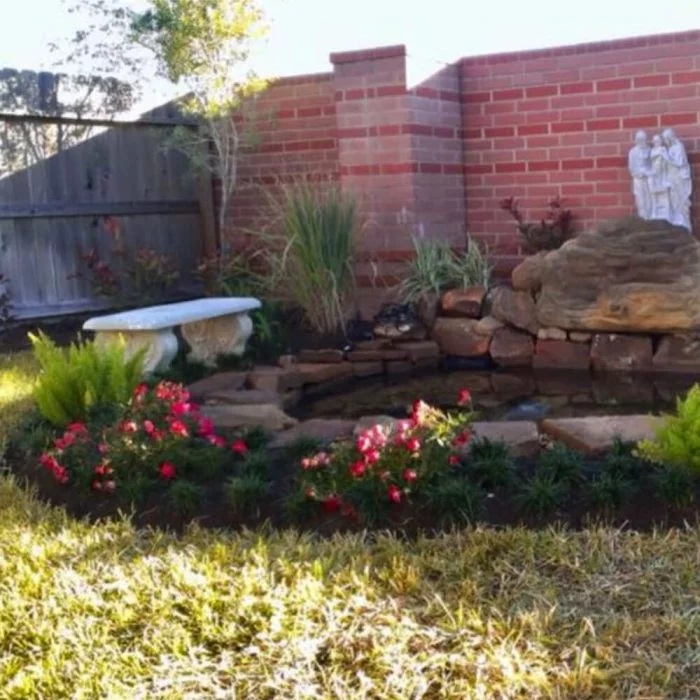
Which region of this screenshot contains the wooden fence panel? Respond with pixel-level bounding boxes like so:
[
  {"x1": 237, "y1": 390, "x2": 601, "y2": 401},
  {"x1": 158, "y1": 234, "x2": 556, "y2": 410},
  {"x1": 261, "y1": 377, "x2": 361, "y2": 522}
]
[{"x1": 0, "y1": 81, "x2": 208, "y2": 319}]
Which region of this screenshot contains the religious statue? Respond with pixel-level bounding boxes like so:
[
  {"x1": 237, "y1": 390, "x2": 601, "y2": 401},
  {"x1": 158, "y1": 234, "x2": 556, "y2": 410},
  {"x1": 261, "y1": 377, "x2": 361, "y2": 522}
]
[{"x1": 628, "y1": 128, "x2": 693, "y2": 232}]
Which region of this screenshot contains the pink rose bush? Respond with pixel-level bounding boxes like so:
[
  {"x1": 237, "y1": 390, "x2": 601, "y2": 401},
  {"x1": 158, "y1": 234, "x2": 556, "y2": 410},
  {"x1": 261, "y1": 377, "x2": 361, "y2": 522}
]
[
  {"x1": 297, "y1": 389, "x2": 474, "y2": 522},
  {"x1": 37, "y1": 381, "x2": 247, "y2": 501}
]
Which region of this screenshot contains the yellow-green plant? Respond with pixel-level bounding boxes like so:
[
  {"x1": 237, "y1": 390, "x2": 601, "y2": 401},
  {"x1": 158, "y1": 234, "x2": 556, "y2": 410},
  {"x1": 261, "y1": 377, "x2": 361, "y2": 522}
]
[
  {"x1": 29, "y1": 332, "x2": 144, "y2": 427},
  {"x1": 266, "y1": 181, "x2": 356, "y2": 334},
  {"x1": 637, "y1": 384, "x2": 700, "y2": 471}
]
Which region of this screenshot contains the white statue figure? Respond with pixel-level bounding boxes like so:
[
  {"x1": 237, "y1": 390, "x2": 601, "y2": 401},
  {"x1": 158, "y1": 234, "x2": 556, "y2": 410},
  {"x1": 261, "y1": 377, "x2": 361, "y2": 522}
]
[
  {"x1": 628, "y1": 130, "x2": 652, "y2": 219},
  {"x1": 661, "y1": 127, "x2": 692, "y2": 232},
  {"x1": 649, "y1": 134, "x2": 671, "y2": 221},
  {"x1": 628, "y1": 128, "x2": 693, "y2": 233}
]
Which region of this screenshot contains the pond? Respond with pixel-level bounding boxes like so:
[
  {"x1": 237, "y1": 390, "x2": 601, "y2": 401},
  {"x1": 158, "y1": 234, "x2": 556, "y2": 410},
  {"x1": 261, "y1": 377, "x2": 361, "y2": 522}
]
[{"x1": 297, "y1": 368, "x2": 697, "y2": 422}]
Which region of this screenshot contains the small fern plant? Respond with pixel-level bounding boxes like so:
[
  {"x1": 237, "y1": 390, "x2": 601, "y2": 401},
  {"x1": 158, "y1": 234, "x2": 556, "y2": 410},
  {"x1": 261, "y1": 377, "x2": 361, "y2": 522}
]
[
  {"x1": 29, "y1": 331, "x2": 145, "y2": 427},
  {"x1": 636, "y1": 385, "x2": 700, "y2": 472}
]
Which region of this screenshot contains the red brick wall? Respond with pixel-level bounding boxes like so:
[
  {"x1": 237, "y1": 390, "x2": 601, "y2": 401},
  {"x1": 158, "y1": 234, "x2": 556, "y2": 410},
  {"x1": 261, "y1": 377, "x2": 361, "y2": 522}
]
[
  {"x1": 226, "y1": 30, "x2": 700, "y2": 315},
  {"x1": 461, "y1": 30, "x2": 700, "y2": 276}
]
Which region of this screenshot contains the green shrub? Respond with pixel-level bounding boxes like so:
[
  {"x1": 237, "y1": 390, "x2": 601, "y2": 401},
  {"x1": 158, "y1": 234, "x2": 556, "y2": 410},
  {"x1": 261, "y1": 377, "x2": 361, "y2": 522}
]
[
  {"x1": 424, "y1": 477, "x2": 485, "y2": 525},
  {"x1": 225, "y1": 474, "x2": 269, "y2": 516},
  {"x1": 653, "y1": 465, "x2": 696, "y2": 508},
  {"x1": 167, "y1": 479, "x2": 204, "y2": 515},
  {"x1": 518, "y1": 473, "x2": 567, "y2": 518},
  {"x1": 587, "y1": 472, "x2": 635, "y2": 512},
  {"x1": 538, "y1": 442, "x2": 584, "y2": 486},
  {"x1": 29, "y1": 331, "x2": 144, "y2": 427},
  {"x1": 399, "y1": 236, "x2": 491, "y2": 304},
  {"x1": 637, "y1": 385, "x2": 700, "y2": 472},
  {"x1": 266, "y1": 181, "x2": 356, "y2": 335},
  {"x1": 466, "y1": 438, "x2": 515, "y2": 490}
]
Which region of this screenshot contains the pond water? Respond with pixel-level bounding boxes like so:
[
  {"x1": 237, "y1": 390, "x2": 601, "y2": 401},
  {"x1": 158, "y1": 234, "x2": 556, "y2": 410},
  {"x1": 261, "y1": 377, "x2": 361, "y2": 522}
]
[{"x1": 298, "y1": 369, "x2": 698, "y2": 422}]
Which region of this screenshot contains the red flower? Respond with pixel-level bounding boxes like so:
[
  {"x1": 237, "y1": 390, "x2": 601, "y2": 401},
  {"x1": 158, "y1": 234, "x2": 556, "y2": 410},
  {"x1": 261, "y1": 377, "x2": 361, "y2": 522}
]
[
  {"x1": 402, "y1": 468, "x2": 417, "y2": 482},
  {"x1": 457, "y1": 388, "x2": 472, "y2": 406},
  {"x1": 349, "y1": 460, "x2": 366, "y2": 478},
  {"x1": 196, "y1": 416, "x2": 215, "y2": 437},
  {"x1": 66, "y1": 422, "x2": 87, "y2": 434},
  {"x1": 169, "y1": 419, "x2": 189, "y2": 438},
  {"x1": 143, "y1": 420, "x2": 155, "y2": 436},
  {"x1": 379, "y1": 470, "x2": 390, "y2": 481},
  {"x1": 119, "y1": 420, "x2": 138, "y2": 434},
  {"x1": 405, "y1": 436, "x2": 421, "y2": 453},
  {"x1": 387, "y1": 484, "x2": 402, "y2": 503},
  {"x1": 410, "y1": 400, "x2": 430, "y2": 426},
  {"x1": 322, "y1": 494, "x2": 341, "y2": 512},
  {"x1": 231, "y1": 438, "x2": 248, "y2": 454},
  {"x1": 300, "y1": 457, "x2": 313, "y2": 470},
  {"x1": 207, "y1": 434, "x2": 226, "y2": 447},
  {"x1": 132, "y1": 383, "x2": 148, "y2": 399},
  {"x1": 52, "y1": 465, "x2": 68, "y2": 484},
  {"x1": 159, "y1": 461, "x2": 176, "y2": 479},
  {"x1": 356, "y1": 434, "x2": 373, "y2": 454},
  {"x1": 39, "y1": 453, "x2": 59, "y2": 471},
  {"x1": 53, "y1": 431, "x2": 76, "y2": 451},
  {"x1": 448, "y1": 454, "x2": 459, "y2": 466},
  {"x1": 170, "y1": 401, "x2": 193, "y2": 416},
  {"x1": 363, "y1": 448, "x2": 380, "y2": 465},
  {"x1": 91, "y1": 480, "x2": 103, "y2": 491},
  {"x1": 304, "y1": 486, "x2": 317, "y2": 499},
  {"x1": 94, "y1": 463, "x2": 106, "y2": 475},
  {"x1": 97, "y1": 442, "x2": 109, "y2": 454},
  {"x1": 451, "y1": 430, "x2": 471, "y2": 447},
  {"x1": 104, "y1": 480, "x2": 116, "y2": 493},
  {"x1": 340, "y1": 502, "x2": 357, "y2": 518}
]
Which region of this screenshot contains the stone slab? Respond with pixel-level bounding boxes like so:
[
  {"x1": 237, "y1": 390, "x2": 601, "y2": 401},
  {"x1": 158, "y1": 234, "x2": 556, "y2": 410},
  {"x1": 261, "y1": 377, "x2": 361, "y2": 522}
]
[
  {"x1": 269, "y1": 419, "x2": 356, "y2": 448},
  {"x1": 533, "y1": 339, "x2": 590, "y2": 371},
  {"x1": 490, "y1": 328, "x2": 534, "y2": 367},
  {"x1": 84, "y1": 297, "x2": 261, "y2": 331},
  {"x1": 346, "y1": 349, "x2": 408, "y2": 361},
  {"x1": 469, "y1": 421, "x2": 541, "y2": 458},
  {"x1": 352, "y1": 361, "x2": 384, "y2": 378},
  {"x1": 490, "y1": 286, "x2": 539, "y2": 335},
  {"x1": 296, "y1": 362, "x2": 354, "y2": 384},
  {"x1": 187, "y1": 371, "x2": 248, "y2": 400},
  {"x1": 298, "y1": 349, "x2": 346, "y2": 364},
  {"x1": 652, "y1": 335, "x2": 700, "y2": 373},
  {"x1": 395, "y1": 340, "x2": 440, "y2": 362},
  {"x1": 540, "y1": 415, "x2": 663, "y2": 454},
  {"x1": 247, "y1": 366, "x2": 303, "y2": 392},
  {"x1": 205, "y1": 389, "x2": 282, "y2": 406},
  {"x1": 590, "y1": 334, "x2": 653, "y2": 372},
  {"x1": 432, "y1": 318, "x2": 491, "y2": 357},
  {"x1": 202, "y1": 404, "x2": 298, "y2": 432},
  {"x1": 441, "y1": 286, "x2": 486, "y2": 318}
]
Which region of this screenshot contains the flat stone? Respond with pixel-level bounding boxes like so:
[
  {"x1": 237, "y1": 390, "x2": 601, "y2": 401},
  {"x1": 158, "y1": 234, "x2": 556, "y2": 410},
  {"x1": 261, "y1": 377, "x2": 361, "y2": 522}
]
[
  {"x1": 569, "y1": 332, "x2": 592, "y2": 343},
  {"x1": 247, "y1": 366, "x2": 303, "y2": 393},
  {"x1": 536, "y1": 216, "x2": 700, "y2": 332},
  {"x1": 269, "y1": 418, "x2": 356, "y2": 448},
  {"x1": 346, "y1": 349, "x2": 408, "y2": 362},
  {"x1": 590, "y1": 334, "x2": 652, "y2": 372},
  {"x1": 298, "y1": 349, "x2": 346, "y2": 364},
  {"x1": 432, "y1": 318, "x2": 491, "y2": 357},
  {"x1": 652, "y1": 335, "x2": 700, "y2": 373},
  {"x1": 205, "y1": 389, "x2": 282, "y2": 406},
  {"x1": 533, "y1": 339, "x2": 590, "y2": 371},
  {"x1": 537, "y1": 327, "x2": 567, "y2": 341},
  {"x1": 540, "y1": 415, "x2": 663, "y2": 454},
  {"x1": 395, "y1": 340, "x2": 440, "y2": 362},
  {"x1": 386, "y1": 360, "x2": 413, "y2": 375},
  {"x1": 474, "y1": 315, "x2": 504, "y2": 337},
  {"x1": 353, "y1": 339, "x2": 392, "y2": 350},
  {"x1": 354, "y1": 415, "x2": 397, "y2": 435},
  {"x1": 490, "y1": 328, "x2": 534, "y2": 367},
  {"x1": 296, "y1": 362, "x2": 354, "y2": 384},
  {"x1": 352, "y1": 361, "x2": 384, "y2": 378},
  {"x1": 490, "y1": 286, "x2": 539, "y2": 335},
  {"x1": 511, "y1": 252, "x2": 546, "y2": 293},
  {"x1": 441, "y1": 286, "x2": 487, "y2": 318},
  {"x1": 187, "y1": 371, "x2": 248, "y2": 400},
  {"x1": 202, "y1": 404, "x2": 298, "y2": 432},
  {"x1": 469, "y1": 421, "x2": 541, "y2": 458}
]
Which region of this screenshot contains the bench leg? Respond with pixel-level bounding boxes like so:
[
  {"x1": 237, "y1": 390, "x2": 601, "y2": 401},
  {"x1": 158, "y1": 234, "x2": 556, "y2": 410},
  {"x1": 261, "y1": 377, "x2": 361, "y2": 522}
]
[
  {"x1": 181, "y1": 313, "x2": 254, "y2": 367},
  {"x1": 94, "y1": 329, "x2": 179, "y2": 375}
]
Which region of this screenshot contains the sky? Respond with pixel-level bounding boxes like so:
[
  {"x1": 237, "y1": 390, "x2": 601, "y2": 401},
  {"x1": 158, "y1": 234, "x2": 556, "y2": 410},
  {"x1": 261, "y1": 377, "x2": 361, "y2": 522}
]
[{"x1": 2, "y1": 0, "x2": 700, "y2": 97}]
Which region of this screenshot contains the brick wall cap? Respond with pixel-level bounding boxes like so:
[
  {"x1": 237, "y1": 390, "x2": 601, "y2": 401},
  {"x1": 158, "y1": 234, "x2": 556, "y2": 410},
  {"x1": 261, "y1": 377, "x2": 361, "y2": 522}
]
[{"x1": 330, "y1": 44, "x2": 406, "y2": 65}]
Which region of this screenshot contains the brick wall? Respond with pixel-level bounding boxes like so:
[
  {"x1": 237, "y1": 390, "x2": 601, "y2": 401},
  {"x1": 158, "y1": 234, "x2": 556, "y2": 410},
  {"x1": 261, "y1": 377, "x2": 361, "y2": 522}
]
[
  {"x1": 461, "y1": 30, "x2": 700, "y2": 275},
  {"x1": 227, "y1": 30, "x2": 700, "y2": 315}
]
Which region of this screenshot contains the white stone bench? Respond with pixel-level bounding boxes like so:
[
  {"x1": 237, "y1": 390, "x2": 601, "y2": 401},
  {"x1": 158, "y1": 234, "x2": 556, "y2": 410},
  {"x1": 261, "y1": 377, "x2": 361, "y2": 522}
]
[{"x1": 83, "y1": 297, "x2": 262, "y2": 374}]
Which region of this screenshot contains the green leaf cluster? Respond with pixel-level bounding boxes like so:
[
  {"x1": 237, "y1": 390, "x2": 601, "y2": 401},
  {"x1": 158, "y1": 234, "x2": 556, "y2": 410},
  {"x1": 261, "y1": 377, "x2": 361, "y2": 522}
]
[{"x1": 29, "y1": 332, "x2": 144, "y2": 427}]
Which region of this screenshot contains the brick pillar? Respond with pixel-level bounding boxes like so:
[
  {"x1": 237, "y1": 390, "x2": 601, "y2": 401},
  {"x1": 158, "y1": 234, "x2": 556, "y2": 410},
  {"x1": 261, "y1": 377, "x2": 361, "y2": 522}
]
[{"x1": 331, "y1": 45, "x2": 416, "y2": 318}]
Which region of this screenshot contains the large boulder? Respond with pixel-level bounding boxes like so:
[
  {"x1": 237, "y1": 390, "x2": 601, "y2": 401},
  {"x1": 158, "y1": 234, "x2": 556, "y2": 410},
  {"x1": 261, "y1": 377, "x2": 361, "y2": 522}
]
[
  {"x1": 536, "y1": 217, "x2": 700, "y2": 332},
  {"x1": 489, "y1": 328, "x2": 534, "y2": 367},
  {"x1": 490, "y1": 286, "x2": 539, "y2": 335},
  {"x1": 431, "y1": 318, "x2": 490, "y2": 357}
]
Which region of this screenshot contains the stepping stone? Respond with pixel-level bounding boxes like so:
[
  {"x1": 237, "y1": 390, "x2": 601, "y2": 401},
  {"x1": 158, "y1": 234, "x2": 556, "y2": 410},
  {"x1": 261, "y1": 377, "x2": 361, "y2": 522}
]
[
  {"x1": 540, "y1": 415, "x2": 663, "y2": 454},
  {"x1": 296, "y1": 362, "x2": 354, "y2": 384},
  {"x1": 269, "y1": 419, "x2": 356, "y2": 448},
  {"x1": 298, "y1": 349, "x2": 346, "y2": 364},
  {"x1": 187, "y1": 371, "x2": 248, "y2": 400},
  {"x1": 201, "y1": 404, "x2": 298, "y2": 432},
  {"x1": 248, "y1": 366, "x2": 303, "y2": 392},
  {"x1": 469, "y1": 421, "x2": 541, "y2": 457},
  {"x1": 204, "y1": 389, "x2": 282, "y2": 406}
]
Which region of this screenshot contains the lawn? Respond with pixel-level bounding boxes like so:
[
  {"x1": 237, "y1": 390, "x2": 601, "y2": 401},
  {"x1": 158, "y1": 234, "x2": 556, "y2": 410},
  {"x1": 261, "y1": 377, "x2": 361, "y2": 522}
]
[{"x1": 1, "y1": 351, "x2": 700, "y2": 697}]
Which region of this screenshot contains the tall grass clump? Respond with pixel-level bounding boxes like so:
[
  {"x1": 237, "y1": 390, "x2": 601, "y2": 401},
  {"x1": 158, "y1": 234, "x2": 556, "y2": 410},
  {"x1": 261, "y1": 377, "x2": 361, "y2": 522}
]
[
  {"x1": 29, "y1": 332, "x2": 144, "y2": 427},
  {"x1": 400, "y1": 236, "x2": 491, "y2": 304},
  {"x1": 266, "y1": 181, "x2": 356, "y2": 335}
]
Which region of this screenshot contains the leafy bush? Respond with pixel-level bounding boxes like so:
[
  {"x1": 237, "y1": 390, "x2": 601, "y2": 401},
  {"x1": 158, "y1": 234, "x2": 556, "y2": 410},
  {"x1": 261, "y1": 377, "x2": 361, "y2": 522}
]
[
  {"x1": 400, "y1": 236, "x2": 491, "y2": 304},
  {"x1": 538, "y1": 442, "x2": 584, "y2": 486},
  {"x1": 466, "y1": 438, "x2": 515, "y2": 490},
  {"x1": 225, "y1": 474, "x2": 269, "y2": 516},
  {"x1": 36, "y1": 380, "x2": 242, "y2": 501},
  {"x1": 500, "y1": 196, "x2": 573, "y2": 253},
  {"x1": 518, "y1": 472, "x2": 567, "y2": 518},
  {"x1": 637, "y1": 385, "x2": 700, "y2": 472},
  {"x1": 587, "y1": 472, "x2": 635, "y2": 512},
  {"x1": 265, "y1": 181, "x2": 357, "y2": 335},
  {"x1": 30, "y1": 332, "x2": 145, "y2": 427},
  {"x1": 424, "y1": 477, "x2": 484, "y2": 525},
  {"x1": 653, "y1": 465, "x2": 696, "y2": 508},
  {"x1": 292, "y1": 389, "x2": 475, "y2": 523}
]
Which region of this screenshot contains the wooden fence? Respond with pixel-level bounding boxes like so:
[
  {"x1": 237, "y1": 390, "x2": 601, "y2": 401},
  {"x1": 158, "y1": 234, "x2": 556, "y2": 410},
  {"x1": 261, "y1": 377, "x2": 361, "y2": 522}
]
[{"x1": 0, "y1": 70, "x2": 216, "y2": 319}]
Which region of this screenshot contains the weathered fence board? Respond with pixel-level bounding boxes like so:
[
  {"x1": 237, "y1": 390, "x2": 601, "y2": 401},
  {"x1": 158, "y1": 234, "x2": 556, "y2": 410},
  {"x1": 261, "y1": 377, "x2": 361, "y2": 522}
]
[{"x1": 0, "y1": 69, "x2": 208, "y2": 319}]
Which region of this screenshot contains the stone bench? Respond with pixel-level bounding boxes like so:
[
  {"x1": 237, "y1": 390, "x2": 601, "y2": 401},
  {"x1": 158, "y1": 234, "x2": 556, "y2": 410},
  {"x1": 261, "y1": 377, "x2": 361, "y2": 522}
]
[{"x1": 83, "y1": 297, "x2": 261, "y2": 374}]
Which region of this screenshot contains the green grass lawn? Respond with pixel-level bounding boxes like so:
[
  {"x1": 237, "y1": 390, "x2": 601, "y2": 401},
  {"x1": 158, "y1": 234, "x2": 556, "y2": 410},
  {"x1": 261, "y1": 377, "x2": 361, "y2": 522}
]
[{"x1": 1, "y1": 351, "x2": 700, "y2": 697}]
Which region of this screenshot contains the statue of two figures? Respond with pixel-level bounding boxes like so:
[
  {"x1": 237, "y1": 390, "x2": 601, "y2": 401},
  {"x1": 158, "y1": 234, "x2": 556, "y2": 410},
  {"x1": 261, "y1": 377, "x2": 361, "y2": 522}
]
[{"x1": 628, "y1": 128, "x2": 692, "y2": 232}]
